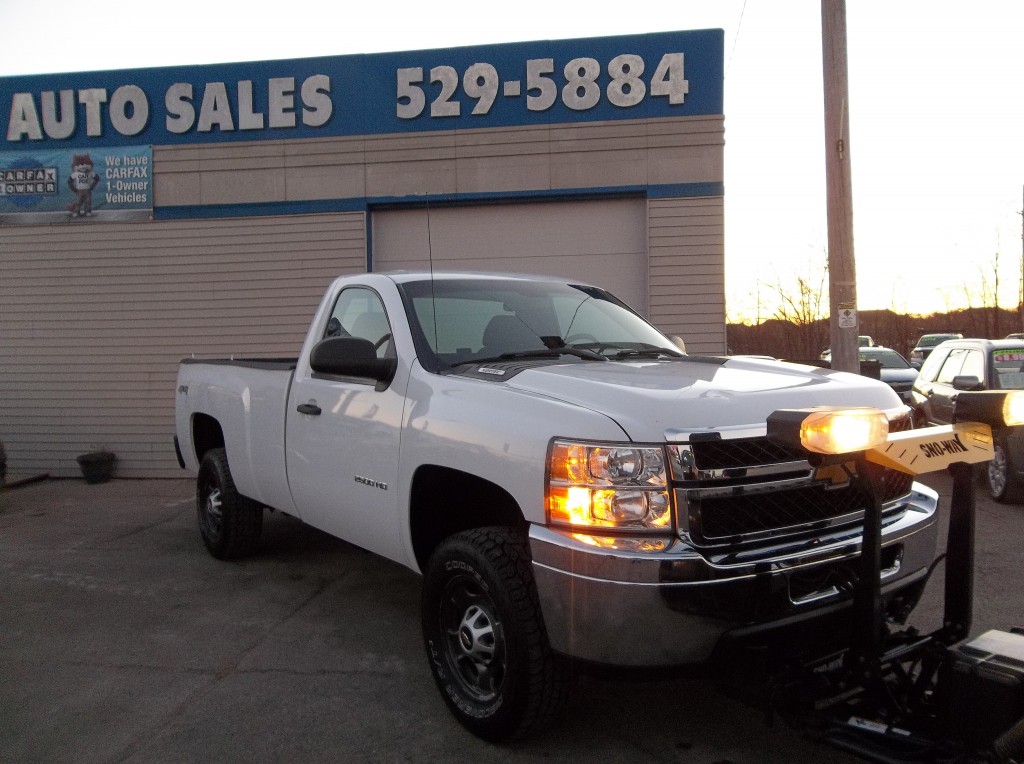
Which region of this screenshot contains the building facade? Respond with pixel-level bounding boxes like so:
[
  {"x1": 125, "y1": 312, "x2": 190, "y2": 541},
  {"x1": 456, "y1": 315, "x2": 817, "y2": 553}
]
[{"x1": 0, "y1": 30, "x2": 725, "y2": 478}]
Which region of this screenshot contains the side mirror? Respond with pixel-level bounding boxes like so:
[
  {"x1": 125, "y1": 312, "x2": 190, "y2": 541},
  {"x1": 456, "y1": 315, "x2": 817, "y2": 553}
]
[
  {"x1": 952, "y1": 375, "x2": 984, "y2": 392},
  {"x1": 669, "y1": 335, "x2": 687, "y2": 353},
  {"x1": 310, "y1": 336, "x2": 396, "y2": 387}
]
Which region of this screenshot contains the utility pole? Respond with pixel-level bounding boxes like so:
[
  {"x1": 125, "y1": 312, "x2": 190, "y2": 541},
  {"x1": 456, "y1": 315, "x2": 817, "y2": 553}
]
[
  {"x1": 1019, "y1": 185, "x2": 1023, "y2": 332},
  {"x1": 821, "y1": 0, "x2": 859, "y2": 373}
]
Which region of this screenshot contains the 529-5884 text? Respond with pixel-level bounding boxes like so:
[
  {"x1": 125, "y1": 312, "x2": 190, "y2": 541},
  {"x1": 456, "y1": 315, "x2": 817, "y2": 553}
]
[{"x1": 396, "y1": 53, "x2": 689, "y2": 119}]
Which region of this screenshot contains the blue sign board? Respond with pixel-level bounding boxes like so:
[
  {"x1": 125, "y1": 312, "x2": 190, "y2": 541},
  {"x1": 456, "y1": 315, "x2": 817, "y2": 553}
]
[{"x1": 0, "y1": 30, "x2": 723, "y2": 149}]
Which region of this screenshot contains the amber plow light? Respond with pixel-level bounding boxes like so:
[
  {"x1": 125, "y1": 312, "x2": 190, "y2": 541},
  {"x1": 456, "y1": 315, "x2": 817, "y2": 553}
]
[
  {"x1": 767, "y1": 408, "x2": 889, "y2": 456},
  {"x1": 953, "y1": 390, "x2": 1024, "y2": 428},
  {"x1": 768, "y1": 405, "x2": 1001, "y2": 477}
]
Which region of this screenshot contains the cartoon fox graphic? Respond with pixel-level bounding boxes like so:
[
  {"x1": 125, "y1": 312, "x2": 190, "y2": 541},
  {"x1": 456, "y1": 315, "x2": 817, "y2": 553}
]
[{"x1": 67, "y1": 154, "x2": 100, "y2": 217}]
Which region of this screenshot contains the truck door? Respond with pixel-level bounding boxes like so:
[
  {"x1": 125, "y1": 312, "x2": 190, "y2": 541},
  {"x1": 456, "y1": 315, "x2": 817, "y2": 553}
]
[
  {"x1": 929, "y1": 348, "x2": 969, "y2": 424},
  {"x1": 285, "y1": 286, "x2": 405, "y2": 562}
]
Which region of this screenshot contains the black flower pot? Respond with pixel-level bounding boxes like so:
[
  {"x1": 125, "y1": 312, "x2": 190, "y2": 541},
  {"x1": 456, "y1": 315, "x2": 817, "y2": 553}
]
[{"x1": 77, "y1": 452, "x2": 115, "y2": 484}]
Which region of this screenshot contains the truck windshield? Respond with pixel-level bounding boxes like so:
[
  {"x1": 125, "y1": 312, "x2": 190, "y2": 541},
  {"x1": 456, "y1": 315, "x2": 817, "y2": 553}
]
[{"x1": 396, "y1": 277, "x2": 682, "y2": 372}]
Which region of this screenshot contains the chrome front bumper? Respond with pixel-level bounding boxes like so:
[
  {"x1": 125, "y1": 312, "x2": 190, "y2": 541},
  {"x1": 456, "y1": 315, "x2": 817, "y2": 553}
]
[{"x1": 529, "y1": 482, "x2": 940, "y2": 667}]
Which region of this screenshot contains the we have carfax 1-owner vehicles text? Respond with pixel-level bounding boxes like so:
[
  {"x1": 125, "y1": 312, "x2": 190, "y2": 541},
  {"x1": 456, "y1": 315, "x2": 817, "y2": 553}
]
[{"x1": 174, "y1": 271, "x2": 1024, "y2": 758}]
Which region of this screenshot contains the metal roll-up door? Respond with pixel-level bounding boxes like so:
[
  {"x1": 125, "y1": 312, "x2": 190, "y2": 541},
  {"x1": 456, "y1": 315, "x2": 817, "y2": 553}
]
[{"x1": 371, "y1": 198, "x2": 648, "y2": 315}]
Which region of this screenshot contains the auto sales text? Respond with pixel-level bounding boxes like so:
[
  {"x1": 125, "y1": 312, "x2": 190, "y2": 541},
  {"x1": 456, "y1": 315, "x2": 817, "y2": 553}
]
[{"x1": 5, "y1": 75, "x2": 333, "y2": 142}]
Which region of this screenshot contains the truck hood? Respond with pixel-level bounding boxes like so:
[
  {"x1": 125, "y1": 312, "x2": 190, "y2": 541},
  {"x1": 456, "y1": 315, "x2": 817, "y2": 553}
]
[{"x1": 501, "y1": 356, "x2": 904, "y2": 442}]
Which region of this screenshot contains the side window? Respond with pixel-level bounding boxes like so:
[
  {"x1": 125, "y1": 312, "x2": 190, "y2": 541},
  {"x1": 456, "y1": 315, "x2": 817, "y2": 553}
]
[
  {"x1": 917, "y1": 347, "x2": 949, "y2": 383},
  {"x1": 935, "y1": 348, "x2": 967, "y2": 385},
  {"x1": 958, "y1": 349, "x2": 985, "y2": 383},
  {"x1": 325, "y1": 287, "x2": 393, "y2": 358}
]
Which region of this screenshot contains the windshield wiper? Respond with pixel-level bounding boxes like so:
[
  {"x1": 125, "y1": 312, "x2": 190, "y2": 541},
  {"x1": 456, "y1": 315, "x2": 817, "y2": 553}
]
[
  {"x1": 452, "y1": 347, "x2": 607, "y2": 367},
  {"x1": 609, "y1": 348, "x2": 684, "y2": 360}
]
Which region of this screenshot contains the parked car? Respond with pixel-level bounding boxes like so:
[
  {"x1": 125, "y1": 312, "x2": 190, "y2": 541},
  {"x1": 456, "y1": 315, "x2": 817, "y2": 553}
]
[
  {"x1": 819, "y1": 335, "x2": 876, "y2": 362},
  {"x1": 858, "y1": 347, "x2": 918, "y2": 404},
  {"x1": 910, "y1": 337, "x2": 1024, "y2": 502},
  {"x1": 909, "y1": 332, "x2": 962, "y2": 369}
]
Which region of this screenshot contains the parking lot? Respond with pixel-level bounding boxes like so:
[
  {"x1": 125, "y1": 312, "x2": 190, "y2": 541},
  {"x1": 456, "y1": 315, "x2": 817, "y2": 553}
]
[{"x1": 1, "y1": 472, "x2": 1020, "y2": 763}]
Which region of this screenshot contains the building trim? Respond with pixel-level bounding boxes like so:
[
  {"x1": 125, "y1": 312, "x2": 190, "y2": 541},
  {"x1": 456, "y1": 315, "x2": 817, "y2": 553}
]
[{"x1": 155, "y1": 181, "x2": 724, "y2": 221}]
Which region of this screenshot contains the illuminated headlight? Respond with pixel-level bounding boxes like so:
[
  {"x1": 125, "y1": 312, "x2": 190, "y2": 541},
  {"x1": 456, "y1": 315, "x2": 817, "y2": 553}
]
[{"x1": 546, "y1": 440, "x2": 671, "y2": 532}]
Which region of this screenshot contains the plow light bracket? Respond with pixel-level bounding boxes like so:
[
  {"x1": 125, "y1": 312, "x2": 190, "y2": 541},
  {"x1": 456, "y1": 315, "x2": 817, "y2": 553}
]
[
  {"x1": 954, "y1": 389, "x2": 1024, "y2": 427},
  {"x1": 765, "y1": 401, "x2": 1011, "y2": 477}
]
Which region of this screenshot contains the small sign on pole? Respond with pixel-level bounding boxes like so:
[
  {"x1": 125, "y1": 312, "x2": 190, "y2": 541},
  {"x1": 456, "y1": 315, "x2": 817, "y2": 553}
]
[{"x1": 838, "y1": 302, "x2": 857, "y2": 329}]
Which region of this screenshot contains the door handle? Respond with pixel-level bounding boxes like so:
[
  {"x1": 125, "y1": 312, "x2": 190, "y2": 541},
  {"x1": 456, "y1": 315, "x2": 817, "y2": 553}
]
[{"x1": 297, "y1": 403, "x2": 322, "y2": 416}]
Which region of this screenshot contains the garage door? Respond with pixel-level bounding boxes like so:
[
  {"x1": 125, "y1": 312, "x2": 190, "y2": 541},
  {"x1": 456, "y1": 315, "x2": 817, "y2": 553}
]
[{"x1": 371, "y1": 198, "x2": 648, "y2": 315}]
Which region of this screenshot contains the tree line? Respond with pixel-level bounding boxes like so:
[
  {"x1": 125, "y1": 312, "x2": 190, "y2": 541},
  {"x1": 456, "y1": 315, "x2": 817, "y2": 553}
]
[{"x1": 727, "y1": 305, "x2": 1024, "y2": 362}]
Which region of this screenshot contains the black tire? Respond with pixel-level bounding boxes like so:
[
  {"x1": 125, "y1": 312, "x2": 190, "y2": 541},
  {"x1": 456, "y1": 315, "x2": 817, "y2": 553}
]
[
  {"x1": 196, "y1": 448, "x2": 263, "y2": 559},
  {"x1": 422, "y1": 526, "x2": 571, "y2": 741},
  {"x1": 987, "y1": 436, "x2": 1024, "y2": 504}
]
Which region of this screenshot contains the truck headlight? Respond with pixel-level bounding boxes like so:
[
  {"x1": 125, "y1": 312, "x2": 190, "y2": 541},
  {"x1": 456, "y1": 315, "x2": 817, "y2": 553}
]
[{"x1": 546, "y1": 440, "x2": 671, "y2": 532}]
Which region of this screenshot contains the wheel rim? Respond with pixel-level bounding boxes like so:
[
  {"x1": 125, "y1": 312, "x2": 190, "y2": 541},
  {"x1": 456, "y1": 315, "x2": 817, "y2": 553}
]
[
  {"x1": 989, "y1": 445, "x2": 1009, "y2": 497},
  {"x1": 439, "y1": 574, "x2": 505, "y2": 702},
  {"x1": 198, "y1": 480, "x2": 224, "y2": 538}
]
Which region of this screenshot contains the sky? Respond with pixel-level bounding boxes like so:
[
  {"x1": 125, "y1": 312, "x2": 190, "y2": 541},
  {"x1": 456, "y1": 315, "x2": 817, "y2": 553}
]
[{"x1": 2, "y1": 0, "x2": 1023, "y2": 323}]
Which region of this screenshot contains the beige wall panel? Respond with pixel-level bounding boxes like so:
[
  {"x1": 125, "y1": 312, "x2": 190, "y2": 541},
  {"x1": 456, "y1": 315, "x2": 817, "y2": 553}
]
[
  {"x1": 648, "y1": 147, "x2": 724, "y2": 185},
  {"x1": 200, "y1": 144, "x2": 286, "y2": 167},
  {"x1": 200, "y1": 169, "x2": 288, "y2": 204},
  {"x1": 286, "y1": 165, "x2": 367, "y2": 200},
  {"x1": 154, "y1": 146, "x2": 203, "y2": 172},
  {"x1": 550, "y1": 150, "x2": 649, "y2": 188},
  {"x1": 647, "y1": 197, "x2": 726, "y2": 355},
  {"x1": 154, "y1": 116, "x2": 723, "y2": 207},
  {"x1": 364, "y1": 132, "x2": 457, "y2": 163},
  {"x1": 0, "y1": 213, "x2": 367, "y2": 479},
  {"x1": 154, "y1": 173, "x2": 202, "y2": 207},
  {"x1": 454, "y1": 155, "x2": 552, "y2": 194},
  {"x1": 365, "y1": 161, "x2": 458, "y2": 197},
  {"x1": 285, "y1": 136, "x2": 366, "y2": 165},
  {"x1": 455, "y1": 126, "x2": 552, "y2": 158}
]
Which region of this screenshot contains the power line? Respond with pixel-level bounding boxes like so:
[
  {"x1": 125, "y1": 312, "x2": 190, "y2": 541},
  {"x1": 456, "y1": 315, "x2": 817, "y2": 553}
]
[{"x1": 725, "y1": 0, "x2": 749, "y2": 77}]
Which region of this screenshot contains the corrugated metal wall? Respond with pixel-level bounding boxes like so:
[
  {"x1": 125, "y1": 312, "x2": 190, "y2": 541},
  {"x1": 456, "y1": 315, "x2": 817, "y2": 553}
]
[
  {"x1": 0, "y1": 213, "x2": 366, "y2": 478},
  {"x1": 648, "y1": 197, "x2": 726, "y2": 354}
]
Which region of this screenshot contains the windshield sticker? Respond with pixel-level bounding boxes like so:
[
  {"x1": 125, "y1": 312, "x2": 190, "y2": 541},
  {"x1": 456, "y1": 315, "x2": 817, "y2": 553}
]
[{"x1": 993, "y1": 351, "x2": 1024, "y2": 363}]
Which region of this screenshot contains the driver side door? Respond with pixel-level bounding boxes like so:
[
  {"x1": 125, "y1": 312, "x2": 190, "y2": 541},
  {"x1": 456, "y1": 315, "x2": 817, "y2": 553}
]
[{"x1": 285, "y1": 286, "x2": 406, "y2": 562}]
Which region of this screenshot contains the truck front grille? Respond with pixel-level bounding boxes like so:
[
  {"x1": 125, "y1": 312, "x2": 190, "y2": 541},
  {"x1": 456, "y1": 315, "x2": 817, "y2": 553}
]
[{"x1": 669, "y1": 417, "x2": 914, "y2": 547}]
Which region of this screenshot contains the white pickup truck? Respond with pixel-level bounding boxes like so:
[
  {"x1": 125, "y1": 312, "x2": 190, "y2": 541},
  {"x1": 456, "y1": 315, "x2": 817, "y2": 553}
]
[{"x1": 174, "y1": 271, "x2": 939, "y2": 741}]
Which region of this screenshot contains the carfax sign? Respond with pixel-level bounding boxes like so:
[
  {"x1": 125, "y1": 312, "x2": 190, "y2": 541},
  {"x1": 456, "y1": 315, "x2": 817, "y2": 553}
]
[
  {"x1": 0, "y1": 30, "x2": 723, "y2": 148},
  {"x1": 0, "y1": 146, "x2": 152, "y2": 223}
]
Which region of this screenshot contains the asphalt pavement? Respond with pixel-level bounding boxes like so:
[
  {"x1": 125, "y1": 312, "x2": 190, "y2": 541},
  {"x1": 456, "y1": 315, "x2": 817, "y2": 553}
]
[{"x1": 0, "y1": 473, "x2": 1020, "y2": 763}]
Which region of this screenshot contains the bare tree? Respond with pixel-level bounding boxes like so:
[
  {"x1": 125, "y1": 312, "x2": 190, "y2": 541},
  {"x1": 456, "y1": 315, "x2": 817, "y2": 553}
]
[
  {"x1": 761, "y1": 258, "x2": 830, "y2": 360},
  {"x1": 966, "y1": 250, "x2": 1007, "y2": 338}
]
